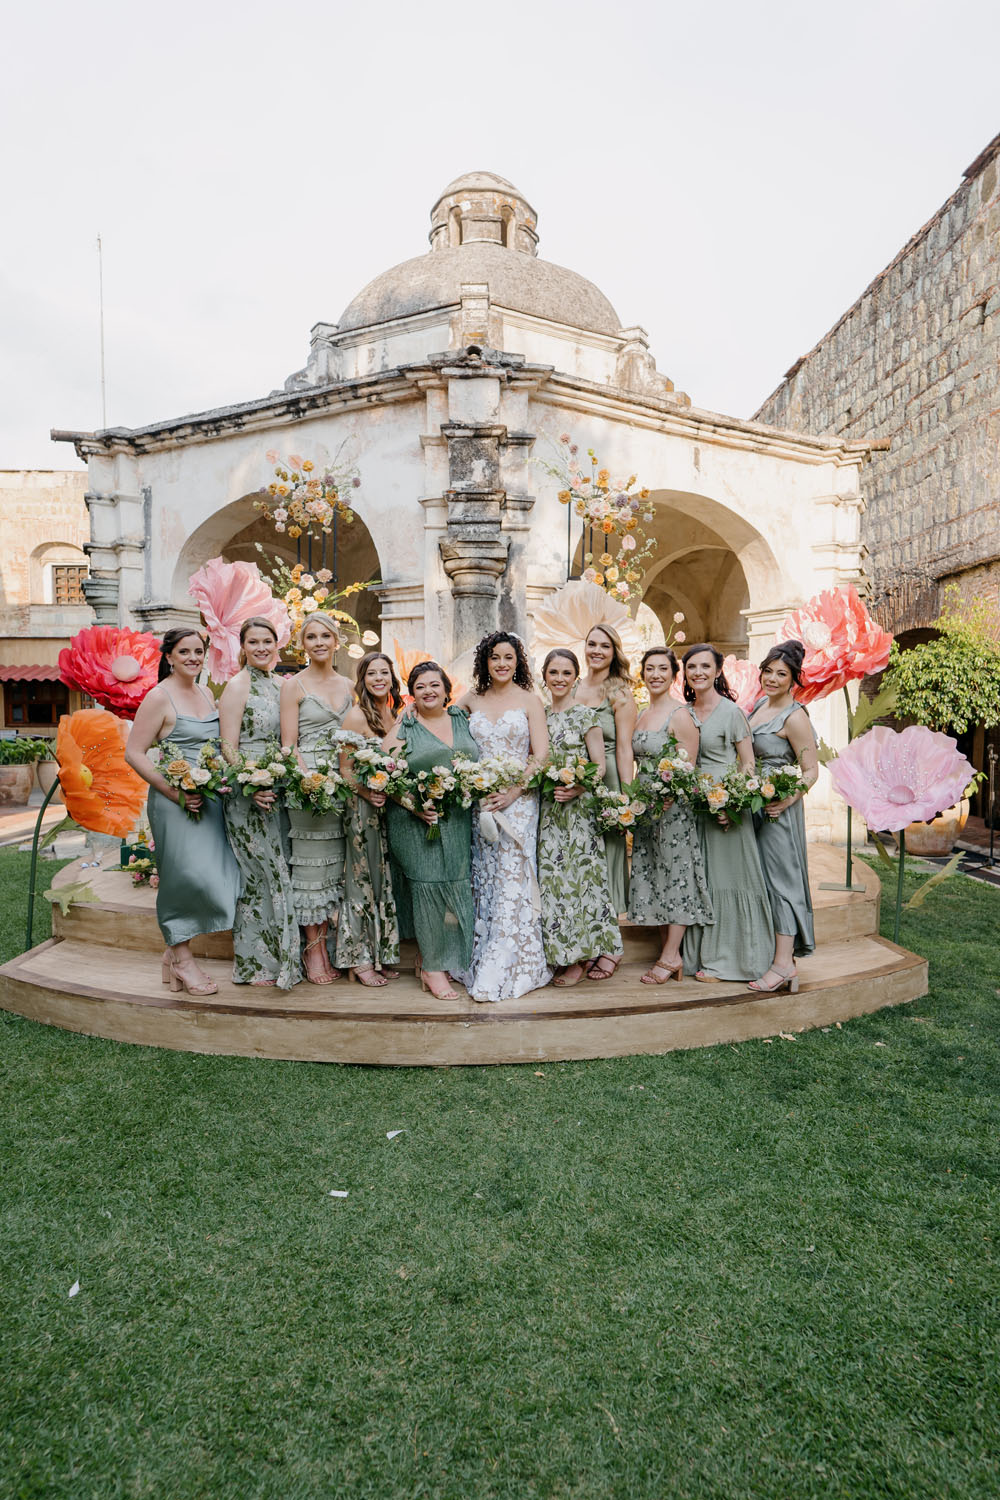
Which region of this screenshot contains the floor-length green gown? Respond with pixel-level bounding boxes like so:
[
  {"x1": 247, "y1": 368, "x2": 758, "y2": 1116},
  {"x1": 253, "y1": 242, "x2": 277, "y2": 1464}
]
[
  {"x1": 223, "y1": 667, "x2": 300, "y2": 989},
  {"x1": 593, "y1": 695, "x2": 628, "y2": 914},
  {"x1": 627, "y1": 717, "x2": 714, "y2": 929},
  {"x1": 538, "y1": 705, "x2": 622, "y2": 967},
  {"x1": 681, "y1": 698, "x2": 775, "y2": 981},
  {"x1": 287, "y1": 693, "x2": 349, "y2": 928},
  {"x1": 148, "y1": 692, "x2": 240, "y2": 948},
  {"x1": 335, "y1": 731, "x2": 400, "y2": 974},
  {"x1": 385, "y1": 708, "x2": 478, "y2": 975},
  {"x1": 750, "y1": 698, "x2": 815, "y2": 956}
]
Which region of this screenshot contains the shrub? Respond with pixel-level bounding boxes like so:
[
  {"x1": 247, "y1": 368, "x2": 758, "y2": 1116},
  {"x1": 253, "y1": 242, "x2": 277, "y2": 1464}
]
[{"x1": 883, "y1": 590, "x2": 1000, "y2": 735}]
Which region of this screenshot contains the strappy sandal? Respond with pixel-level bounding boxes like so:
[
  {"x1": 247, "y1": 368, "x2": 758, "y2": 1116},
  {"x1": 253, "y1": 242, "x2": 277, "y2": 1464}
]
[
  {"x1": 553, "y1": 962, "x2": 585, "y2": 988},
  {"x1": 420, "y1": 972, "x2": 459, "y2": 1001},
  {"x1": 748, "y1": 966, "x2": 800, "y2": 994},
  {"x1": 350, "y1": 967, "x2": 389, "y2": 987},
  {"x1": 303, "y1": 937, "x2": 335, "y2": 986},
  {"x1": 166, "y1": 961, "x2": 218, "y2": 996},
  {"x1": 586, "y1": 956, "x2": 621, "y2": 982},
  {"x1": 641, "y1": 960, "x2": 683, "y2": 985}
]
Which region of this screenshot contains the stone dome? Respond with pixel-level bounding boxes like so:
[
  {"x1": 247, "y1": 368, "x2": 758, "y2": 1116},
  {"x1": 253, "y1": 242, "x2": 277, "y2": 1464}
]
[{"x1": 336, "y1": 171, "x2": 621, "y2": 336}]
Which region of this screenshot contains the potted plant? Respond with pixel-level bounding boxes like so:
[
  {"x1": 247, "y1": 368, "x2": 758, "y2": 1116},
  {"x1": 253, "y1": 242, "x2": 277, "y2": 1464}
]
[
  {"x1": 0, "y1": 737, "x2": 51, "y2": 807},
  {"x1": 881, "y1": 590, "x2": 1000, "y2": 854},
  {"x1": 34, "y1": 739, "x2": 62, "y2": 802}
]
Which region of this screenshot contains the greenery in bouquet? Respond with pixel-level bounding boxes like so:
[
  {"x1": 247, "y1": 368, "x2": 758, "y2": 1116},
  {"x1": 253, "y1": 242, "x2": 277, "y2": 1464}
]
[
  {"x1": 757, "y1": 762, "x2": 810, "y2": 805},
  {"x1": 231, "y1": 741, "x2": 299, "y2": 803},
  {"x1": 253, "y1": 447, "x2": 361, "y2": 542},
  {"x1": 284, "y1": 755, "x2": 349, "y2": 816},
  {"x1": 630, "y1": 742, "x2": 697, "y2": 818},
  {"x1": 532, "y1": 749, "x2": 603, "y2": 825},
  {"x1": 404, "y1": 763, "x2": 460, "y2": 843},
  {"x1": 538, "y1": 434, "x2": 657, "y2": 606},
  {"x1": 687, "y1": 765, "x2": 766, "y2": 827},
  {"x1": 345, "y1": 741, "x2": 412, "y2": 801},
  {"x1": 123, "y1": 851, "x2": 157, "y2": 888},
  {"x1": 157, "y1": 741, "x2": 232, "y2": 820},
  {"x1": 589, "y1": 782, "x2": 649, "y2": 832}
]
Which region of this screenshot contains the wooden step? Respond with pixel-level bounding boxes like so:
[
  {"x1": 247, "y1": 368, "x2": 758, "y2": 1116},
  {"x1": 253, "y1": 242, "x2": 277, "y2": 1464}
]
[
  {"x1": 0, "y1": 931, "x2": 927, "y2": 1067},
  {"x1": 49, "y1": 843, "x2": 881, "y2": 958}
]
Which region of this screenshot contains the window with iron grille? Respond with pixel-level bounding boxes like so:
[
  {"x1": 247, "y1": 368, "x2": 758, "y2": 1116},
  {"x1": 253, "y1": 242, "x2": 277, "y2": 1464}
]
[{"x1": 52, "y1": 565, "x2": 88, "y2": 605}]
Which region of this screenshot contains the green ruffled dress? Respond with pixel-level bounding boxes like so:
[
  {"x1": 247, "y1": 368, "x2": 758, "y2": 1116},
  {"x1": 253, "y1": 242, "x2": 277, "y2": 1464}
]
[{"x1": 286, "y1": 693, "x2": 349, "y2": 927}]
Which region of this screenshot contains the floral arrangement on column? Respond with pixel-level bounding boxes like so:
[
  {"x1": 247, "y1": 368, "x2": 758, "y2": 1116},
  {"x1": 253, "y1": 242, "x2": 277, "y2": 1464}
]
[
  {"x1": 253, "y1": 449, "x2": 360, "y2": 541},
  {"x1": 539, "y1": 435, "x2": 657, "y2": 606},
  {"x1": 188, "y1": 558, "x2": 292, "y2": 684},
  {"x1": 58, "y1": 626, "x2": 161, "y2": 719},
  {"x1": 254, "y1": 552, "x2": 380, "y2": 664},
  {"x1": 828, "y1": 726, "x2": 974, "y2": 939}
]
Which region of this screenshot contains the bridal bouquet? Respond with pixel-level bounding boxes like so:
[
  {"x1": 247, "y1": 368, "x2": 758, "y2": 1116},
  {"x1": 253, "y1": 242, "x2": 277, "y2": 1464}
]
[
  {"x1": 589, "y1": 782, "x2": 649, "y2": 832},
  {"x1": 231, "y1": 741, "x2": 299, "y2": 802},
  {"x1": 345, "y1": 741, "x2": 411, "y2": 801},
  {"x1": 158, "y1": 740, "x2": 232, "y2": 820},
  {"x1": 285, "y1": 756, "x2": 348, "y2": 816},
  {"x1": 453, "y1": 753, "x2": 526, "y2": 807},
  {"x1": 757, "y1": 763, "x2": 810, "y2": 805}
]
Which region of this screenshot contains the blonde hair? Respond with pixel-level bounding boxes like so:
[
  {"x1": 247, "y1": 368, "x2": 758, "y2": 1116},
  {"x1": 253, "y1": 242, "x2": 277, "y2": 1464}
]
[
  {"x1": 300, "y1": 612, "x2": 342, "y2": 652},
  {"x1": 585, "y1": 623, "x2": 633, "y2": 689}
]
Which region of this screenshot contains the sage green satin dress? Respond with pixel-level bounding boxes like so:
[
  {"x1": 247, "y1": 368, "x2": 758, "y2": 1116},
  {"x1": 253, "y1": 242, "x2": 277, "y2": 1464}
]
[
  {"x1": 223, "y1": 668, "x2": 300, "y2": 989},
  {"x1": 147, "y1": 696, "x2": 240, "y2": 948},
  {"x1": 751, "y1": 698, "x2": 816, "y2": 956},
  {"x1": 287, "y1": 692, "x2": 349, "y2": 927},
  {"x1": 385, "y1": 709, "x2": 478, "y2": 974},
  {"x1": 681, "y1": 699, "x2": 775, "y2": 981},
  {"x1": 593, "y1": 696, "x2": 628, "y2": 914}
]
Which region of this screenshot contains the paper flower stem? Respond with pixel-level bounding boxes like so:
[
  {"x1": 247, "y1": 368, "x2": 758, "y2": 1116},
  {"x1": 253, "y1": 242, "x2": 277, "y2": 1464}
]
[
  {"x1": 843, "y1": 685, "x2": 859, "y2": 891},
  {"x1": 894, "y1": 828, "x2": 906, "y2": 945},
  {"x1": 24, "y1": 777, "x2": 60, "y2": 953}
]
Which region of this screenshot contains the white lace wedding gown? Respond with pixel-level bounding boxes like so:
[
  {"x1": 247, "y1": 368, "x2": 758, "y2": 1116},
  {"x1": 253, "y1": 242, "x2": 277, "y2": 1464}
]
[{"x1": 456, "y1": 709, "x2": 552, "y2": 1003}]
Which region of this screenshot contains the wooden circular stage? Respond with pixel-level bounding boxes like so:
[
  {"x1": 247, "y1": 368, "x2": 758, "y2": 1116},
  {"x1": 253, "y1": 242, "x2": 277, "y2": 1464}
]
[{"x1": 0, "y1": 845, "x2": 927, "y2": 1065}]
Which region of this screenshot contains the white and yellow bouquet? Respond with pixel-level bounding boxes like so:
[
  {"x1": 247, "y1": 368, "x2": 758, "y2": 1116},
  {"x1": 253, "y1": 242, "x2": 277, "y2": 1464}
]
[
  {"x1": 589, "y1": 782, "x2": 649, "y2": 833},
  {"x1": 631, "y1": 741, "x2": 697, "y2": 819},
  {"x1": 285, "y1": 755, "x2": 348, "y2": 816},
  {"x1": 757, "y1": 763, "x2": 810, "y2": 806},
  {"x1": 232, "y1": 741, "x2": 299, "y2": 803},
  {"x1": 402, "y1": 763, "x2": 461, "y2": 843},
  {"x1": 158, "y1": 740, "x2": 232, "y2": 820},
  {"x1": 345, "y1": 741, "x2": 411, "y2": 802}
]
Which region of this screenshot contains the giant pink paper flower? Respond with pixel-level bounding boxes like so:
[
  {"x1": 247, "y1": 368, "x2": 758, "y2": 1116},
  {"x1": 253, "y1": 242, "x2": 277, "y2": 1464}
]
[
  {"x1": 828, "y1": 725, "x2": 973, "y2": 831},
  {"x1": 668, "y1": 654, "x2": 760, "y2": 712},
  {"x1": 188, "y1": 557, "x2": 291, "y2": 683},
  {"x1": 779, "y1": 586, "x2": 893, "y2": 705},
  {"x1": 58, "y1": 627, "x2": 161, "y2": 719}
]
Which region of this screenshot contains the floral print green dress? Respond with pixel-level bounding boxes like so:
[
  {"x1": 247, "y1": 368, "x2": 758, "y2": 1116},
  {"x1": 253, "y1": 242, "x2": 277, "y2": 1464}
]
[
  {"x1": 627, "y1": 718, "x2": 713, "y2": 928},
  {"x1": 334, "y1": 732, "x2": 401, "y2": 974},
  {"x1": 223, "y1": 668, "x2": 301, "y2": 989},
  {"x1": 593, "y1": 694, "x2": 628, "y2": 914},
  {"x1": 538, "y1": 705, "x2": 622, "y2": 968}
]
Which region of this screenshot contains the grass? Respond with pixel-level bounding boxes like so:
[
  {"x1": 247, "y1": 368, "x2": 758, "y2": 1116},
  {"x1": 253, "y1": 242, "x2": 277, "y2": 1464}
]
[{"x1": 1, "y1": 849, "x2": 997, "y2": 1499}]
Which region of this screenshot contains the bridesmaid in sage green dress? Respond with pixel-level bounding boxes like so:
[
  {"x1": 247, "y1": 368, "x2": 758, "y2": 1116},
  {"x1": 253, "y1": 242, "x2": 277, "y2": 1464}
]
[
  {"x1": 747, "y1": 639, "x2": 819, "y2": 994},
  {"x1": 679, "y1": 644, "x2": 775, "y2": 983},
  {"x1": 279, "y1": 614, "x2": 352, "y2": 985},
  {"x1": 627, "y1": 647, "x2": 713, "y2": 983},
  {"x1": 383, "y1": 662, "x2": 478, "y2": 1001},
  {"x1": 574, "y1": 623, "x2": 637, "y2": 979},
  {"x1": 218, "y1": 617, "x2": 300, "y2": 990},
  {"x1": 125, "y1": 628, "x2": 240, "y2": 996},
  {"x1": 335, "y1": 651, "x2": 403, "y2": 986},
  {"x1": 538, "y1": 649, "x2": 622, "y2": 986}
]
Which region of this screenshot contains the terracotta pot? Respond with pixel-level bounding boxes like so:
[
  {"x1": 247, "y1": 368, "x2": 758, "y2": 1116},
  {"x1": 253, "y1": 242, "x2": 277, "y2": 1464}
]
[
  {"x1": 0, "y1": 764, "x2": 35, "y2": 807},
  {"x1": 903, "y1": 798, "x2": 970, "y2": 857},
  {"x1": 35, "y1": 759, "x2": 64, "y2": 803}
]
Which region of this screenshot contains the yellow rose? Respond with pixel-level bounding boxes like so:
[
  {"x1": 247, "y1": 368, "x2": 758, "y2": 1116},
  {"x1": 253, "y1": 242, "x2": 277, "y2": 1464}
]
[{"x1": 302, "y1": 459, "x2": 314, "y2": 472}]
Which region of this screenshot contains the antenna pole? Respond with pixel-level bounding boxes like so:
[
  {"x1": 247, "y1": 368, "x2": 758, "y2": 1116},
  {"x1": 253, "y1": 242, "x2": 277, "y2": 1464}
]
[{"x1": 97, "y1": 234, "x2": 107, "y2": 429}]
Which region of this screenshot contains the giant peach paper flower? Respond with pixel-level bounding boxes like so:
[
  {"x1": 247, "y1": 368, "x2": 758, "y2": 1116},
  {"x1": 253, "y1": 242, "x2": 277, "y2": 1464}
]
[
  {"x1": 778, "y1": 586, "x2": 892, "y2": 705},
  {"x1": 827, "y1": 725, "x2": 973, "y2": 832},
  {"x1": 58, "y1": 627, "x2": 161, "y2": 719},
  {"x1": 529, "y1": 580, "x2": 642, "y2": 670},
  {"x1": 57, "y1": 709, "x2": 147, "y2": 836},
  {"x1": 188, "y1": 557, "x2": 291, "y2": 682}
]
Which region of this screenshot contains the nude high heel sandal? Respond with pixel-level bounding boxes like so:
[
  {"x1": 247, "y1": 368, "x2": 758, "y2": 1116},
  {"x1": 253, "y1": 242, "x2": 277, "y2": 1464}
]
[
  {"x1": 167, "y1": 962, "x2": 218, "y2": 997},
  {"x1": 420, "y1": 972, "x2": 459, "y2": 1001},
  {"x1": 748, "y1": 966, "x2": 799, "y2": 994}
]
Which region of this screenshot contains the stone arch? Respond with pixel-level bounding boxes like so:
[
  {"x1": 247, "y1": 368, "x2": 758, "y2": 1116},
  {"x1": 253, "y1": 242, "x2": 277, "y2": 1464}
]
[{"x1": 170, "y1": 493, "x2": 385, "y2": 644}]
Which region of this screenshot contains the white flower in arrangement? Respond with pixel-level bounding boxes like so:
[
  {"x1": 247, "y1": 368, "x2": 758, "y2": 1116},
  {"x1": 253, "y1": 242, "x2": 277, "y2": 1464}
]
[
  {"x1": 267, "y1": 762, "x2": 287, "y2": 777},
  {"x1": 673, "y1": 612, "x2": 685, "y2": 623},
  {"x1": 248, "y1": 769, "x2": 273, "y2": 786},
  {"x1": 299, "y1": 574, "x2": 315, "y2": 589},
  {"x1": 189, "y1": 768, "x2": 211, "y2": 786},
  {"x1": 361, "y1": 630, "x2": 380, "y2": 646},
  {"x1": 346, "y1": 644, "x2": 366, "y2": 659}
]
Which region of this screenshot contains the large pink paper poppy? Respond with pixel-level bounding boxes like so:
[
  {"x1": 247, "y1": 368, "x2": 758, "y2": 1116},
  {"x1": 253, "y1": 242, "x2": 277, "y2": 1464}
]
[
  {"x1": 779, "y1": 586, "x2": 893, "y2": 705},
  {"x1": 828, "y1": 725, "x2": 973, "y2": 832},
  {"x1": 58, "y1": 627, "x2": 161, "y2": 719},
  {"x1": 188, "y1": 557, "x2": 291, "y2": 683}
]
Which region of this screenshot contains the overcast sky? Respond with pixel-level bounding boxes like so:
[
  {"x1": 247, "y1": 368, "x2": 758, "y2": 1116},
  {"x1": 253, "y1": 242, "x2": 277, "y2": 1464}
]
[{"x1": 3, "y1": 0, "x2": 996, "y2": 471}]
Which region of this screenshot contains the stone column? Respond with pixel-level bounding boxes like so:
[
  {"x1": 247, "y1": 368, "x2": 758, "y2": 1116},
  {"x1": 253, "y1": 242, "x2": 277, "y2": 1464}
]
[{"x1": 438, "y1": 432, "x2": 509, "y2": 656}]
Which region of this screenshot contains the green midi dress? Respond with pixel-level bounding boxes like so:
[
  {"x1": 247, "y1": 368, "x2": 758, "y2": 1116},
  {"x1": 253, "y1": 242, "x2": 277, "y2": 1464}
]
[
  {"x1": 223, "y1": 667, "x2": 301, "y2": 989},
  {"x1": 287, "y1": 692, "x2": 349, "y2": 927},
  {"x1": 750, "y1": 698, "x2": 816, "y2": 957},
  {"x1": 627, "y1": 719, "x2": 714, "y2": 929},
  {"x1": 681, "y1": 699, "x2": 775, "y2": 981},
  {"x1": 147, "y1": 693, "x2": 240, "y2": 949},
  {"x1": 385, "y1": 708, "x2": 478, "y2": 975},
  {"x1": 334, "y1": 731, "x2": 401, "y2": 974}
]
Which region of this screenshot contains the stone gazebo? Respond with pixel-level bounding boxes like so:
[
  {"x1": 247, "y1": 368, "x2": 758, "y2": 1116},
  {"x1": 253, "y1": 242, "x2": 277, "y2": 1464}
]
[{"x1": 55, "y1": 169, "x2": 877, "y2": 838}]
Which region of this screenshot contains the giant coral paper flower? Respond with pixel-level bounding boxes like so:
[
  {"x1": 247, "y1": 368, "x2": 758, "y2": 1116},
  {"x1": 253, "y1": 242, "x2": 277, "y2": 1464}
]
[
  {"x1": 57, "y1": 709, "x2": 148, "y2": 836},
  {"x1": 827, "y1": 725, "x2": 973, "y2": 832},
  {"x1": 58, "y1": 627, "x2": 161, "y2": 719},
  {"x1": 778, "y1": 586, "x2": 893, "y2": 705},
  {"x1": 188, "y1": 557, "x2": 291, "y2": 683}
]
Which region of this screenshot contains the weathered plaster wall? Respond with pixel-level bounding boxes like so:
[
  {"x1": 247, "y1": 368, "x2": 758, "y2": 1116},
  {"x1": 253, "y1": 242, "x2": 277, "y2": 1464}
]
[
  {"x1": 754, "y1": 135, "x2": 1000, "y2": 631},
  {"x1": 0, "y1": 470, "x2": 90, "y2": 642}
]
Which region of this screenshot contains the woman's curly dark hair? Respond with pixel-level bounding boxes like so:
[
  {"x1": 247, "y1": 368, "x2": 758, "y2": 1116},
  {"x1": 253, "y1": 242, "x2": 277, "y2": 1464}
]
[
  {"x1": 472, "y1": 631, "x2": 534, "y2": 694},
  {"x1": 681, "y1": 643, "x2": 736, "y2": 703}
]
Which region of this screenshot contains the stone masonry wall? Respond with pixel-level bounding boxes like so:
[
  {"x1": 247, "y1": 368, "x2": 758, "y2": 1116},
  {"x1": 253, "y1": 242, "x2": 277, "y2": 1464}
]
[{"x1": 754, "y1": 134, "x2": 1000, "y2": 632}]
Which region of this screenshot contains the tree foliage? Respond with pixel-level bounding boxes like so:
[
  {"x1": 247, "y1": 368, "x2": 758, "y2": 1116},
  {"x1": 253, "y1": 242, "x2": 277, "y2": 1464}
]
[{"x1": 883, "y1": 589, "x2": 1000, "y2": 733}]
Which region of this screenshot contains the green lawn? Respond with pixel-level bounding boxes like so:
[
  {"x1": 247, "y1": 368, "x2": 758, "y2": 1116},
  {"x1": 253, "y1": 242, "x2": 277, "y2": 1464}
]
[{"x1": 1, "y1": 848, "x2": 997, "y2": 1499}]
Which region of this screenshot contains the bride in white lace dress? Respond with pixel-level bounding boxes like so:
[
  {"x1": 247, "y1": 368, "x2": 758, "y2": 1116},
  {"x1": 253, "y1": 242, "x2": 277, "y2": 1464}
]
[{"x1": 455, "y1": 632, "x2": 553, "y2": 1003}]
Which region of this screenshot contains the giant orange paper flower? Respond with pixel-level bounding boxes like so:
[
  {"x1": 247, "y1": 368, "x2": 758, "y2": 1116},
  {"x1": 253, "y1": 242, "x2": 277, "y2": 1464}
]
[
  {"x1": 778, "y1": 586, "x2": 893, "y2": 705},
  {"x1": 57, "y1": 709, "x2": 147, "y2": 836},
  {"x1": 59, "y1": 627, "x2": 161, "y2": 719}
]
